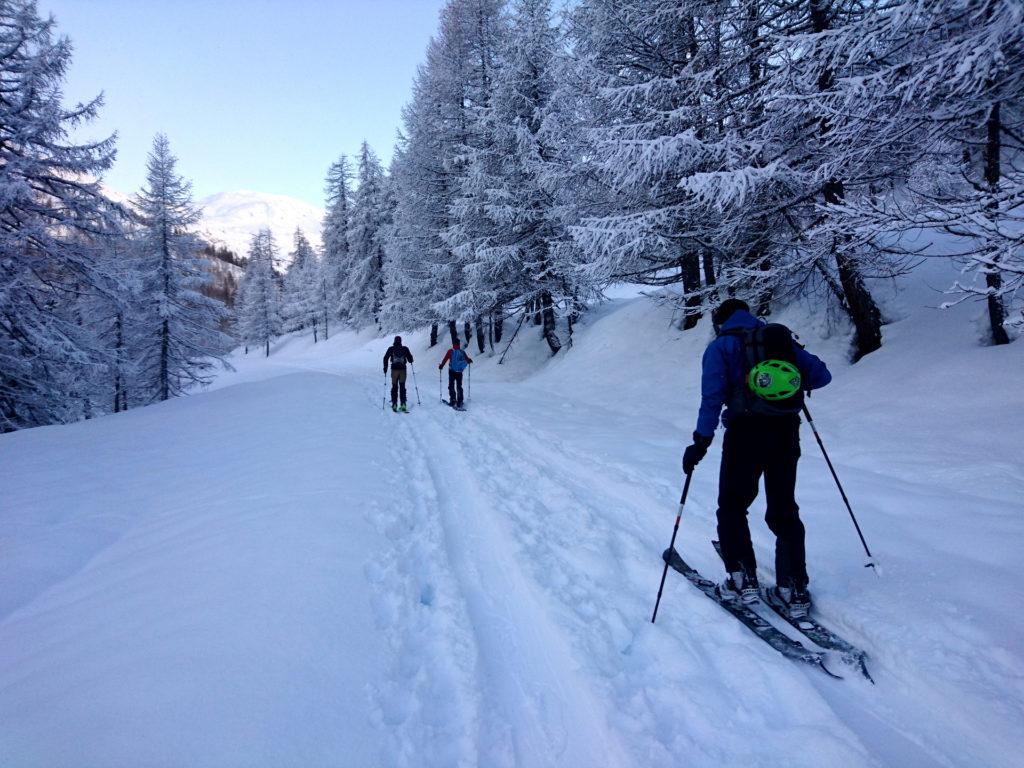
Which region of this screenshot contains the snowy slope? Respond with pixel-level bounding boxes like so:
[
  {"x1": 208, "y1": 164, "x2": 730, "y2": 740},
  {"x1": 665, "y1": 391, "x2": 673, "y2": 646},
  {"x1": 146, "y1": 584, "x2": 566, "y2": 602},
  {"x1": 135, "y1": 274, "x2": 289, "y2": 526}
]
[
  {"x1": 2, "y1": 261, "x2": 1022, "y2": 767},
  {"x1": 198, "y1": 190, "x2": 324, "y2": 262}
]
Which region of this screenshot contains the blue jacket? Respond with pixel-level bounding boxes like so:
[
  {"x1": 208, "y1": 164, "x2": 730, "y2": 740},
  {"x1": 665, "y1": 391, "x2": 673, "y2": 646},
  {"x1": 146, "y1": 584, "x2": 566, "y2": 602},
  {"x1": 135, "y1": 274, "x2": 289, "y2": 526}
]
[{"x1": 696, "y1": 310, "x2": 831, "y2": 438}]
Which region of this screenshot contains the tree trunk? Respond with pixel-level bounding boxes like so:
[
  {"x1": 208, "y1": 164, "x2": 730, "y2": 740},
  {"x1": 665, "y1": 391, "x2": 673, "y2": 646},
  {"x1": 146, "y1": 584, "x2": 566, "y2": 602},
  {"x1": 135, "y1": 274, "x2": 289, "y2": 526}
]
[
  {"x1": 826, "y1": 181, "x2": 882, "y2": 360},
  {"x1": 494, "y1": 310, "x2": 503, "y2": 344},
  {"x1": 475, "y1": 315, "x2": 485, "y2": 353},
  {"x1": 430, "y1": 323, "x2": 438, "y2": 347},
  {"x1": 265, "y1": 339, "x2": 270, "y2": 357},
  {"x1": 533, "y1": 298, "x2": 542, "y2": 326},
  {"x1": 540, "y1": 291, "x2": 561, "y2": 355},
  {"x1": 702, "y1": 250, "x2": 716, "y2": 288},
  {"x1": 463, "y1": 321, "x2": 473, "y2": 348},
  {"x1": 160, "y1": 318, "x2": 169, "y2": 401},
  {"x1": 448, "y1": 320, "x2": 459, "y2": 345},
  {"x1": 113, "y1": 313, "x2": 125, "y2": 413},
  {"x1": 833, "y1": 235, "x2": 883, "y2": 361},
  {"x1": 983, "y1": 100, "x2": 1010, "y2": 345},
  {"x1": 680, "y1": 251, "x2": 702, "y2": 330},
  {"x1": 812, "y1": 0, "x2": 883, "y2": 360}
]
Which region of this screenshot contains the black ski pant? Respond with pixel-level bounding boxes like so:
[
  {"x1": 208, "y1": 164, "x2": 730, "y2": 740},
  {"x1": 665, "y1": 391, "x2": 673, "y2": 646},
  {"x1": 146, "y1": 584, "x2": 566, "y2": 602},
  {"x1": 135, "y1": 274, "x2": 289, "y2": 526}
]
[
  {"x1": 716, "y1": 414, "x2": 808, "y2": 588},
  {"x1": 448, "y1": 370, "x2": 464, "y2": 405},
  {"x1": 391, "y1": 368, "x2": 407, "y2": 406}
]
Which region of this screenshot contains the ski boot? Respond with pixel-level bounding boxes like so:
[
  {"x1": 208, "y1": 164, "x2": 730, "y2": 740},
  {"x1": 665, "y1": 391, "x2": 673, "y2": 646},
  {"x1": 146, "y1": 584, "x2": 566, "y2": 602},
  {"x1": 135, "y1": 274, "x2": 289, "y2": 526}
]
[
  {"x1": 769, "y1": 585, "x2": 811, "y2": 619},
  {"x1": 391, "y1": 403, "x2": 398, "y2": 413},
  {"x1": 718, "y1": 571, "x2": 759, "y2": 604},
  {"x1": 399, "y1": 404, "x2": 408, "y2": 413}
]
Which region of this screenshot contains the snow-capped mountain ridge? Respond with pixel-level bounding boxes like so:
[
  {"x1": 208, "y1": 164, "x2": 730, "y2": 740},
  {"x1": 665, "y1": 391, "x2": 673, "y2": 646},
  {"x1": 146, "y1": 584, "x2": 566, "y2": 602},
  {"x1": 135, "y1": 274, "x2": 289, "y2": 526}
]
[{"x1": 198, "y1": 190, "x2": 324, "y2": 262}]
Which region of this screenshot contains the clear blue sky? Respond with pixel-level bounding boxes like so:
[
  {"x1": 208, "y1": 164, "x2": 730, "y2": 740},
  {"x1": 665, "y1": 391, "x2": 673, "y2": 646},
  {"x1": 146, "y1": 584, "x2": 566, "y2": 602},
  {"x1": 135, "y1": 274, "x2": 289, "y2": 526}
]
[{"x1": 42, "y1": 0, "x2": 448, "y2": 207}]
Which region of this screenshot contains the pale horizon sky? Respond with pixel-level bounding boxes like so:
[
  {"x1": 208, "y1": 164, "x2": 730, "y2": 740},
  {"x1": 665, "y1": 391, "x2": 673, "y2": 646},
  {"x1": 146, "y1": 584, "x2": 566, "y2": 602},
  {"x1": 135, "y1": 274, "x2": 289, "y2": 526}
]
[{"x1": 42, "y1": 0, "x2": 449, "y2": 208}]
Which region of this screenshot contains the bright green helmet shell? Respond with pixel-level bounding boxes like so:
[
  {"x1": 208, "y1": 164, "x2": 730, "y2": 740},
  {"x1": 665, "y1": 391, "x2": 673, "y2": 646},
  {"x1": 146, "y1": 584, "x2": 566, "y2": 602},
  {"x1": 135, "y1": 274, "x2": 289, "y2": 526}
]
[{"x1": 748, "y1": 359, "x2": 802, "y2": 401}]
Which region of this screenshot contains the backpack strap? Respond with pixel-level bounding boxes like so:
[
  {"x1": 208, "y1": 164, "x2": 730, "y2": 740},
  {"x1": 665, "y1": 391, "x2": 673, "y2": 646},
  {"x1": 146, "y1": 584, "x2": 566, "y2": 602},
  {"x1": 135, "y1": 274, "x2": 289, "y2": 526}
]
[{"x1": 744, "y1": 327, "x2": 761, "y2": 373}]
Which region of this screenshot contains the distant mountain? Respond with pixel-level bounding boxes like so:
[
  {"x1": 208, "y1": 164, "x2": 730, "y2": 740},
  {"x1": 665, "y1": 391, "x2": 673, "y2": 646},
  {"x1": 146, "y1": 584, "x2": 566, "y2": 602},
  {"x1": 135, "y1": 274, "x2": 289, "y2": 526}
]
[{"x1": 198, "y1": 190, "x2": 324, "y2": 265}]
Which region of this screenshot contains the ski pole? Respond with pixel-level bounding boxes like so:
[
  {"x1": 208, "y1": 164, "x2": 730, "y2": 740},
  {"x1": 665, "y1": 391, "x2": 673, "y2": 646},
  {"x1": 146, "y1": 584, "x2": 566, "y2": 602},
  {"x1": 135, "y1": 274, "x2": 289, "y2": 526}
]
[
  {"x1": 651, "y1": 471, "x2": 694, "y2": 623},
  {"x1": 802, "y1": 404, "x2": 879, "y2": 575},
  {"x1": 382, "y1": 371, "x2": 387, "y2": 412},
  {"x1": 410, "y1": 363, "x2": 422, "y2": 405},
  {"x1": 439, "y1": 368, "x2": 443, "y2": 403},
  {"x1": 468, "y1": 365, "x2": 471, "y2": 402}
]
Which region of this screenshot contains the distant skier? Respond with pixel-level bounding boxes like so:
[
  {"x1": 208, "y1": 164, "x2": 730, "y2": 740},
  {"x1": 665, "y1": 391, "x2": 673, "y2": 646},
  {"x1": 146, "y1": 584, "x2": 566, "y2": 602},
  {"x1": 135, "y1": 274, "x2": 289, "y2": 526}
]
[
  {"x1": 383, "y1": 336, "x2": 414, "y2": 412},
  {"x1": 682, "y1": 298, "x2": 831, "y2": 618},
  {"x1": 438, "y1": 338, "x2": 472, "y2": 408}
]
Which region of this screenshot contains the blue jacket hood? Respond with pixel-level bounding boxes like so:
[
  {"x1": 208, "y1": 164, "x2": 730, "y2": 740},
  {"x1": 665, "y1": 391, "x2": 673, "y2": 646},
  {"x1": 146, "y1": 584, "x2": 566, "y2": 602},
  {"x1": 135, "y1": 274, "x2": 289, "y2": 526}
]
[
  {"x1": 694, "y1": 314, "x2": 832, "y2": 437},
  {"x1": 718, "y1": 309, "x2": 762, "y2": 333}
]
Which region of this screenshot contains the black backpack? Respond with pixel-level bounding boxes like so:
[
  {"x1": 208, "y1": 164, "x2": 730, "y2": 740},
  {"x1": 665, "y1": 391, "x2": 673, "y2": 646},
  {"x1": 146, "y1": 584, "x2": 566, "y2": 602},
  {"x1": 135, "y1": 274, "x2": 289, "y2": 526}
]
[
  {"x1": 391, "y1": 346, "x2": 407, "y2": 368},
  {"x1": 721, "y1": 323, "x2": 805, "y2": 417}
]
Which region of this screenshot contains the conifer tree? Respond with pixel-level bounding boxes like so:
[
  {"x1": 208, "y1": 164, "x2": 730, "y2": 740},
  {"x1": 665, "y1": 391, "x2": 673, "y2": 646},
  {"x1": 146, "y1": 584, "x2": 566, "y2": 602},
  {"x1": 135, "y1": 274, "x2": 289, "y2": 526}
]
[
  {"x1": 343, "y1": 142, "x2": 391, "y2": 329},
  {"x1": 321, "y1": 155, "x2": 354, "y2": 327},
  {"x1": 0, "y1": 0, "x2": 122, "y2": 429},
  {"x1": 132, "y1": 134, "x2": 229, "y2": 401},
  {"x1": 448, "y1": 0, "x2": 576, "y2": 354},
  {"x1": 283, "y1": 228, "x2": 318, "y2": 338},
  {"x1": 236, "y1": 229, "x2": 281, "y2": 357}
]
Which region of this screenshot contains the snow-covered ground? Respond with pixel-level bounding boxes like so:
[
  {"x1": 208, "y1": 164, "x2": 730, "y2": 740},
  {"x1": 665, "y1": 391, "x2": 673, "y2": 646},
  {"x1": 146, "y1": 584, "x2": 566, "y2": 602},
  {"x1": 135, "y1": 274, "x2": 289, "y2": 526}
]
[{"x1": 2, "y1": 262, "x2": 1022, "y2": 767}]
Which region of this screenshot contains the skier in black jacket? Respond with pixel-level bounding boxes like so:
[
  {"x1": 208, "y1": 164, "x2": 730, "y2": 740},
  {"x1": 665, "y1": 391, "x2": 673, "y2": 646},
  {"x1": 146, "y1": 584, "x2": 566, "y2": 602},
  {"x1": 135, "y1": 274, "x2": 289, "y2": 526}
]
[{"x1": 383, "y1": 336, "x2": 414, "y2": 412}]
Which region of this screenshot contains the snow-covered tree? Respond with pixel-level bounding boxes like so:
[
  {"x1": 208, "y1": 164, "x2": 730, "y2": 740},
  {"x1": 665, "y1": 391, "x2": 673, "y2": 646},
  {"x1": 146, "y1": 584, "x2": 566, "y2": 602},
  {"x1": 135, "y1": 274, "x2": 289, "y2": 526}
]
[
  {"x1": 384, "y1": 46, "x2": 453, "y2": 343},
  {"x1": 565, "y1": 0, "x2": 897, "y2": 358},
  {"x1": 321, "y1": 155, "x2": 354, "y2": 330},
  {"x1": 447, "y1": 0, "x2": 580, "y2": 354},
  {"x1": 385, "y1": 0, "x2": 507, "y2": 346},
  {"x1": 0, "y1": 0, "x2": 123, "y2": 429},
  {"x1": 236, "y1": 229, "x2": 281, "y2": 357},
  {"x1": 343, "y1": 142, "x2": 392, "y2": 329},
  {"x1": 806, "y1": 0, "x2": 1024, "y2": 344},
  {"x1": 564, "y1": 0, "x2": 719, "y2": 330},
  {"x1": 282, "y1": 228, "x2": 319, "y2": 338},
  {"x1": 131, "y1": 134, "x2": 230, "y2": 402}
]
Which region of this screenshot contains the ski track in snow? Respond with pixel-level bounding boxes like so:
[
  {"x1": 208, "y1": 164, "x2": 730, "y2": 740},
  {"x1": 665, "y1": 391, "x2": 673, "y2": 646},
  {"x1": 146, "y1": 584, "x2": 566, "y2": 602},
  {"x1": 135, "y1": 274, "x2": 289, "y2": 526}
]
[
  {"x1": 243, "y1": 353, "x2": 1009, "y2": 768},
  {"x1": 330, "y1": 368, "x2": 875, "y2": 768},
  {"x1": 366, "y1": 410, "x2": 483, "y2": 768}
]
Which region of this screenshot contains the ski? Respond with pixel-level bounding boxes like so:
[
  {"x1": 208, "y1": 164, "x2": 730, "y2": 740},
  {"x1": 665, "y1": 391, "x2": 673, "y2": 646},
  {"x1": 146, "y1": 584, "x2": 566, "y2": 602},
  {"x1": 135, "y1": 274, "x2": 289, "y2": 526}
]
[
  {"x1": 762, "y1": 586, "x2": 873, "y2": 682},
  {"x1": 662, "y1": 548, "x2": 840, "y2": 678},
  {"x1": 709, "y1": 541, "x2": 873, "y2": 682},
  {"x1": 445, "y1": 399, "x2": 467, "y2": 411}
]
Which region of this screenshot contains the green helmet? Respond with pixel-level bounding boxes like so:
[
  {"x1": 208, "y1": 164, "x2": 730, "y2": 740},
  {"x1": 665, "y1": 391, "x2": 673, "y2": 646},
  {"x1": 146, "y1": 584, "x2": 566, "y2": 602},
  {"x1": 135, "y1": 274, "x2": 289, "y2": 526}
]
[{"x1": 748, "y1": 359, "x2": 802, "y2": 401}]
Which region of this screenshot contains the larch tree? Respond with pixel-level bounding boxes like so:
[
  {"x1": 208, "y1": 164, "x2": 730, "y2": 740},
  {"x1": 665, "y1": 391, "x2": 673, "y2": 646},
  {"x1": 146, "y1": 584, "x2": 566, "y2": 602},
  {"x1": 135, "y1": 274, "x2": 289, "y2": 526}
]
[
  {"x1": 131, "y1": 134, "x2": 229, "y2": 402},
  {"x1": 282, "y1": 228, "x2": 318, "y2": 338},
  {"x1": 342, "y1": 142, "x2": 391, "y2": 329},
  {"x1": 236, "y1": 228, "x2": 281, "y2": 357},
  {"x1": 449, "y1": 0, "x2": 576, "y2": 354},
  {"x1": 321, "y1": 154, "x2": 354, "y2": 333},
  {"x1": 0, "y1": 0, "x2": 124, "y2": 430}
]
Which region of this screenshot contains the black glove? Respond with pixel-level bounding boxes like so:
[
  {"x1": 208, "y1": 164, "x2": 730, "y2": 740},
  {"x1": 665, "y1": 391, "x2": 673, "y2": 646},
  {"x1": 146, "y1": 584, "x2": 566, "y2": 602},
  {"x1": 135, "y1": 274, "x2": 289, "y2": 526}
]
[
  {"x1": 383, "y1": 367, "x2": 388, "y2": 375},
  {"x1": 682, "y1": 432, "x2": 713, "y2": 475},
  {"x1": 438, "y1": 364, "x2": 444, "y2": 370}
]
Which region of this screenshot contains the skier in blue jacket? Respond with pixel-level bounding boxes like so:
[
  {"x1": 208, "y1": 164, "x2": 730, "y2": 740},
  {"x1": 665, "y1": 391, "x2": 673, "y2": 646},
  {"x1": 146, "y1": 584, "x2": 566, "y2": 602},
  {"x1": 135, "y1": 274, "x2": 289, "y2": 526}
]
[
  {"x1": 682, "y1": 298, "x2": 831, "y2": 618},
  {"x1": 438, "y1": 339, "x2": 472, "y2": 407}
]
